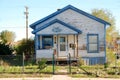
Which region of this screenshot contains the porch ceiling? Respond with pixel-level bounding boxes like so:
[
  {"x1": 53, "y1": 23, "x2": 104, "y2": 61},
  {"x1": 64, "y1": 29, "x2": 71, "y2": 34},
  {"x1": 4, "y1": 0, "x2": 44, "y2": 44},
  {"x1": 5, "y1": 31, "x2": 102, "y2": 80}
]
[{"x1": 32, "y1": 19, "x2": 82, "y2": 35}]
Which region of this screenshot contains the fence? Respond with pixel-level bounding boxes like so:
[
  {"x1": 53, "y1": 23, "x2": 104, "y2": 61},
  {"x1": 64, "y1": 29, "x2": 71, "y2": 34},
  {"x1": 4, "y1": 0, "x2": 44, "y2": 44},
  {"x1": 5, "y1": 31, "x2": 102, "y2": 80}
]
[
  {"x1": 0, "y1": 55, "x2": 37, "y2": 73},
  {"x1": 0, "y1": 55, "x2": 120, "y2": 77}
]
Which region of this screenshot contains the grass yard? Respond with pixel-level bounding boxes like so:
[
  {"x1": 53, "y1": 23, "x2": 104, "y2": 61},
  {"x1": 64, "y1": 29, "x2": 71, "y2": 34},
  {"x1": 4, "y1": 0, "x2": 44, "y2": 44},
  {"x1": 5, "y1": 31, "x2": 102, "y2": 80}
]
[
  {"x1": 0, "y1": 65, "x2": 55, "y2": 74},
  {"x1": 0, "y1": 65, "x2": 120, "y2": 78},
  {"x1": 69, "y1": 65, "x2": 120, "y2": 78},
  {"x1": 0, "y1": 65, "x2": 53, "y2": 78},
  {"x1": 0, "y1": 56, "x2": 120, "y2": 78}
]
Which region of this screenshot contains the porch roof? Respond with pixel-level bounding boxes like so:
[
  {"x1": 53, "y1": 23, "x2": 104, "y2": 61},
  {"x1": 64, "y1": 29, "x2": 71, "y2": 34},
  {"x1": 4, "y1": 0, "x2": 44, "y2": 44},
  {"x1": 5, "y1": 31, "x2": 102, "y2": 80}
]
[{"x1": 32, "y1": 19, "x2": 82, "y2": 34}]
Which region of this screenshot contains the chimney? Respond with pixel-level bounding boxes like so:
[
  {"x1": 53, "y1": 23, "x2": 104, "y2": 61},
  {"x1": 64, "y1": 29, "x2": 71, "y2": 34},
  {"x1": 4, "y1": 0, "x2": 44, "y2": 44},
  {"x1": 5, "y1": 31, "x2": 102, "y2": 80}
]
[{"x1": 57, "y1": 9, "x2": 61, "y2": 11}]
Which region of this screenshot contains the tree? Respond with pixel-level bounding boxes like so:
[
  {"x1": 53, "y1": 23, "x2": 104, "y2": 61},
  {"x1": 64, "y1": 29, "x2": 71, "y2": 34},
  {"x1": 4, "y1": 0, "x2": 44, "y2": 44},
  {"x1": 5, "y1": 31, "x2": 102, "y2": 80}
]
[
  {"x1": 91, "y1": 9, "x2": 116, "y2": 43},
  {"x1": 91, "y1": 9, "x2": 117, "y2": 65},
  {"x1": 0, "y1": 30, "x2": 16, "y2": 44},
  {"x1": 15, "y1": 38, "x2": 34, "y2": 55},
  {"x1": 0, "y1": 42, "x2": 13, "y2": 55}
]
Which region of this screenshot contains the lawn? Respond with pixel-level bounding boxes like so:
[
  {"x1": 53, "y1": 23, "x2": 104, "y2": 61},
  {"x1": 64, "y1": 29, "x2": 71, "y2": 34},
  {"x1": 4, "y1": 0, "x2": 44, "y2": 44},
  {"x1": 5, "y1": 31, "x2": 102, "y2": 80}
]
[
  {"x1": 0, "y1": 65, "x2": 120, "y2": 78},
  {"x1": 0, "y1": 65, "x2": 53, "y2": 78},
  {"x1": 69, "y1": 65, "x2": 120, "y2": 78},
  {"x1": 0, "y1": 65, "x2": 55, "y2": 74},
  {"x1": 0, "y1": 56, "x2": 120, "y2": 78}
]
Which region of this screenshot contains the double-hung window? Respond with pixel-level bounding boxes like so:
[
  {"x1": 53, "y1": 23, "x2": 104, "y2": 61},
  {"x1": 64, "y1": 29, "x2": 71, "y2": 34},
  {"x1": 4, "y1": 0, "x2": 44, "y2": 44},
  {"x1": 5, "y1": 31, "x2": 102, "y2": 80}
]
[{"x1": 87, "y1": 34, "x2": 99, "y2": 53}]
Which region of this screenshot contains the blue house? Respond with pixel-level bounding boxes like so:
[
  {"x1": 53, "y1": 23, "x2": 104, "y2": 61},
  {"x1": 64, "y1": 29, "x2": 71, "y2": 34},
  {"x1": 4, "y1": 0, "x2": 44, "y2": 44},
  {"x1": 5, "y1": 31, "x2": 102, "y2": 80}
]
[{"x1": 30, "y1": 5, "x2": 110, "y2": 65}]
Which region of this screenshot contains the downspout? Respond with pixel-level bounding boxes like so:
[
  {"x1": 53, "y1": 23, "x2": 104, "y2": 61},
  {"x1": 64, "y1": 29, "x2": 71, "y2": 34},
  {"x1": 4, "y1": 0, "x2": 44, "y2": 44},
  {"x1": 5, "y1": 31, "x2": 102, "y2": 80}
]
[{"x1": 104, "y1": 24, "x2": 107, "y2": 63}]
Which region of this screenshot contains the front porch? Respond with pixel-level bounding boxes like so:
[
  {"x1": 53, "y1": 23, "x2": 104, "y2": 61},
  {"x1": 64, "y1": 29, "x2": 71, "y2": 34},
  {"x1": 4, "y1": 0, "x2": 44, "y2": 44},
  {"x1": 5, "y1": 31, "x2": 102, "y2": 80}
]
[
  {"x1": 33, "y1": 19, "x2": 82, "y2": 61},
  {"x1": 35, "y1": 34, "x2": 79, "y2": 61}
]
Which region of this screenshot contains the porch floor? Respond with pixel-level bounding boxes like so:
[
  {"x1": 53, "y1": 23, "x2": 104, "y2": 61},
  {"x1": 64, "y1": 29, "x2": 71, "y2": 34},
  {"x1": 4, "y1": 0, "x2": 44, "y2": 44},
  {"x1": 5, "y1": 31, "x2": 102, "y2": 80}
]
[
  {"x1": 45, "y1": 57, "x2": 78, "y2": 61},
  {"x1": 55, "y1": 57, "x2": 77, "y2": 61}
]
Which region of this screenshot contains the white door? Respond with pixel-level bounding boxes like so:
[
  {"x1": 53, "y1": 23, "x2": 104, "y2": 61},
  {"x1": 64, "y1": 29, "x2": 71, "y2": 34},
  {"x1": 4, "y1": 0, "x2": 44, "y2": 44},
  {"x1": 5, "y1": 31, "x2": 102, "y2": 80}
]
[{"x1": 58, "y1": 35, "x2": 67, "y2": 57}]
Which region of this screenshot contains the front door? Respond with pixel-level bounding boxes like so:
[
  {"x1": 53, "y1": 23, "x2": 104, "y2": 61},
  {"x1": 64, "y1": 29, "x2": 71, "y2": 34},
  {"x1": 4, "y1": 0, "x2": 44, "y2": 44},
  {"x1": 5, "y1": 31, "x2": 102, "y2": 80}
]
[{"x1": 58, "y1": 35, "x2": 67, "y2": 57}]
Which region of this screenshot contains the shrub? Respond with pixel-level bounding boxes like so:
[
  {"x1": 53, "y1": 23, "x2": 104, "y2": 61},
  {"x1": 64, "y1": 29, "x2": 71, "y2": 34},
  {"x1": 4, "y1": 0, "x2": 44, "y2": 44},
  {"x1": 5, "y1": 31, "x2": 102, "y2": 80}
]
[
  {"x1": 104, "y1": 62, "x2": 109, "y2": 69},
  {"x1": 77, "y1": 57, "x2": 84, "y2": 67},
  {"x1": 38, "y1": 58, "x2": 47, "y2": 71},
  {"x1": 0, "y1": 42, "x2": 13, "y2": 55},
  {"x1": 0, "y1": 59, "x2": 10, "y2": 66},
  {"x1": 15, "y1": 38, "x2": 34, "y2": 55}
]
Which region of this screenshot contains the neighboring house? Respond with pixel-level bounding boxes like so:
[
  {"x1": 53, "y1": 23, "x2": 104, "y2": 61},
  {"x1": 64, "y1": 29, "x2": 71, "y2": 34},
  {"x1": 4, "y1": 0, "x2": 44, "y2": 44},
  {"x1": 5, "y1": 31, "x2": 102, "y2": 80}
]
[
  {"x1": 114, "y1": 37, "x2": 120, "y2": 59},
  {"x1": 30, "y1": 5, "x2": 110, "y2": 65}
]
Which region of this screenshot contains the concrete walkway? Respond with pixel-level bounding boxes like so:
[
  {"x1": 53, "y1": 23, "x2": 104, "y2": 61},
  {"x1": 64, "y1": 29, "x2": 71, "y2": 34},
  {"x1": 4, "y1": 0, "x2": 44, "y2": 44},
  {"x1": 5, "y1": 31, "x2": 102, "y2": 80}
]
[{"x1": 0, "y1": 75, "x2": 120, "y2": 80}]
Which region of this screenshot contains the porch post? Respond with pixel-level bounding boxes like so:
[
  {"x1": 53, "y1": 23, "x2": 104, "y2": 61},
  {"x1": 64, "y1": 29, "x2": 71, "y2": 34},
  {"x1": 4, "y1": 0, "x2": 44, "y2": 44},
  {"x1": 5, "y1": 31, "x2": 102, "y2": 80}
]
[
  {"x1": 38, "y1": 35, "x2": 40, "y2": 49},
  {"x1": 74, "y1": 34, "x2": 75, "y2": 57},
  {"x1": 35, "y1": 35, "x2": 38, "y2": 50},
  {"x1": 67, "y1": 35, "x2": 69, "y2": 55},
  {"x1": 77, "y1": 35, "x2": 79, "y2": 57},
  {"x1": 52, "y1": 53, "x2": 55, "y2": 74},
  {"x1": 35, "y1": 34, "x2": 38, "y2": 61},
  {"x1": 56, "y1": 34, "x2": 58, "y2": 57}
]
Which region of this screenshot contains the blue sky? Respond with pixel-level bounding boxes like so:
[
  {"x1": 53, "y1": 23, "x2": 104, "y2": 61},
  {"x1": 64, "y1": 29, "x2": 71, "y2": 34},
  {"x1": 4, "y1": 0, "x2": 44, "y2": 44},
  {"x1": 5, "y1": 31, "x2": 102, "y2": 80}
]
[{"x1": 0, "y1": 0, "x2": 120, "y2": 41}]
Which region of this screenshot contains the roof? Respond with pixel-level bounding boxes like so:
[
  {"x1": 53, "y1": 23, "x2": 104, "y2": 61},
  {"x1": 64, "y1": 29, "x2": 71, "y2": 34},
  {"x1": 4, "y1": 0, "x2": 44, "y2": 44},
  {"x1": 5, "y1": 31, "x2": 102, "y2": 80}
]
[
  {"x1": 30, "y1": 5, "x2": 110, "y2": 29},
  {"x1": 32, "y1": 19, "x2": 82, "y2": 34}
]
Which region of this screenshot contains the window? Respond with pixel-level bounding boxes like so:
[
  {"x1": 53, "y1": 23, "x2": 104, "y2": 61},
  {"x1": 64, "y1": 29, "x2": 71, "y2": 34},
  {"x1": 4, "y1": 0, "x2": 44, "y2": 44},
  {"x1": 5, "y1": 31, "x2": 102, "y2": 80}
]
[
  {"x1": 60, "y1": 37, "x2": 65, "y2": 42},
  {"x1": 87, "y1": 34, "x2": 99, "y2": 53},
  {"x1": 60, "y1": 37, "x2": 66, "y2": 51},
  {"x1": 42, "y1": 36, "x2": 53, "y2": 49}
]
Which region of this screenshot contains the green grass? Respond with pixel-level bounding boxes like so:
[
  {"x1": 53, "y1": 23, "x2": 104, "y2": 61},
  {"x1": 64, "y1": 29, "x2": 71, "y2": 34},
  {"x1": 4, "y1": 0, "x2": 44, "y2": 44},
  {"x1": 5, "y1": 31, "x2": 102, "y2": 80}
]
[
  {"x1": 0, "y1": 65, "x2": 54, "y2": 73},
  {"x1": 69, "y1": 65, "x2": 120, "y2": 78},
  {"x1": 0, "y1": 65, "x2": 120, "y2": 78},
  {"x1": 0, "y1": 65, "x2": 53, "y2": 78}
]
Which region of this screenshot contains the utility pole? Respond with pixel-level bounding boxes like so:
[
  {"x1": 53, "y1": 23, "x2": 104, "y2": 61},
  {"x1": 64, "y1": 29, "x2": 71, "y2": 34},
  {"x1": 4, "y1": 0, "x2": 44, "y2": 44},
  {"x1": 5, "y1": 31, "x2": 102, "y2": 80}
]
[{"x1": 24, "y1": 6, "x2": 29, "y2": 40}]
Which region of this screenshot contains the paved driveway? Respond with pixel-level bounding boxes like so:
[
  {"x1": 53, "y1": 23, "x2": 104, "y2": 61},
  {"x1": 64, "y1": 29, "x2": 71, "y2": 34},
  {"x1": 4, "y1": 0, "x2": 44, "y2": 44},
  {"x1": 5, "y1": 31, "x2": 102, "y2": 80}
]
[{"x1": 0, "y1": 75, "x2": 120, "y2": 80}]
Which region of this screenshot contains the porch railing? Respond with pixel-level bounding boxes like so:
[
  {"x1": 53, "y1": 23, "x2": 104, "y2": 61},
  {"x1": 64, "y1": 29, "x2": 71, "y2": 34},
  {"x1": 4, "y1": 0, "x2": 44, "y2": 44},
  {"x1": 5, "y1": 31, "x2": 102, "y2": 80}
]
[{"x1": 36, "y1": 49, "x2": 54, "y2": 59}]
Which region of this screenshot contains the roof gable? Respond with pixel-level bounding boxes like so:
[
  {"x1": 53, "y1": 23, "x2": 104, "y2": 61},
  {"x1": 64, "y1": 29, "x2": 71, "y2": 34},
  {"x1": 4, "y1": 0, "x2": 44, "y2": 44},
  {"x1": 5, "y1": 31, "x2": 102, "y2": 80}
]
[
  {"x1": 30, "y1": 5, "x2": 110, "y2": 29},
  {"x1": 32, "y1": 19, "x2": 82, "y2": 34}
]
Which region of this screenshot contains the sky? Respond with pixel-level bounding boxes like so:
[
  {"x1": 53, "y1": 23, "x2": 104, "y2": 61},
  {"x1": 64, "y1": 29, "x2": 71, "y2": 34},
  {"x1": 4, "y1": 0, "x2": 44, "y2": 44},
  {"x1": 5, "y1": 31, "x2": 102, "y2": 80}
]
[{"x1": 0, "y1": 0, "x2": 120, "y2": 41}]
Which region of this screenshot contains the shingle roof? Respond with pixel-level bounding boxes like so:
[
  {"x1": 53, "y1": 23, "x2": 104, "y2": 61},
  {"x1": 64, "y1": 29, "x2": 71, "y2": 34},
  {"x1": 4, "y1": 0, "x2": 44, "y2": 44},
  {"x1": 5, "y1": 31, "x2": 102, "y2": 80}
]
[
  {"x1": 32, "y1": 19, "x2": 82, "y2": 34},
  {"x1": 30, "y1": 5, "x2": 110, "y2": 29}
]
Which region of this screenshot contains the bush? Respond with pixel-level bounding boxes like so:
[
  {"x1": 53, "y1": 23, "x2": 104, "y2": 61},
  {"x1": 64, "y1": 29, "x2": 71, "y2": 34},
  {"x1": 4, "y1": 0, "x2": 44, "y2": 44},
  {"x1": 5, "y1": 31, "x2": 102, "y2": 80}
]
[
  {"x1": 38, "y1": 58, "x2": 47, "y2": 71},
  {"x1": 15, "y1": 38, "x2": 34, "y2": 55},
  {"x1": 104, "y1": 62, "x2": 109, "y2": 69},
  {"x1": 0, "y1": 42, "x2": 13, "y2": 55},
  {"x1": 77, "y1": 57, "x2": 84, "y2": 67}
]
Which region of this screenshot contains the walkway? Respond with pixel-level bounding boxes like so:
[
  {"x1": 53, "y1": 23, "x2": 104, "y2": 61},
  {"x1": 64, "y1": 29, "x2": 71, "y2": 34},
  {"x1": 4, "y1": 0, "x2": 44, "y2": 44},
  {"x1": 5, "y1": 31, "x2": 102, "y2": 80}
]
[{"x1": 0, "y1": 75, "x2": 120, "y2": 80}]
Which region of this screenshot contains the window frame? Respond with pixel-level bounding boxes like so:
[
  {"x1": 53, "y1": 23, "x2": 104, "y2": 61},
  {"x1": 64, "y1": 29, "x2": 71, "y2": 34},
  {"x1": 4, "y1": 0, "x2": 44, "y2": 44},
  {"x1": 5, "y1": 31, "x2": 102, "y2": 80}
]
[{"x1": 87, "y1": 34, "x2": 99, "y2": 53}]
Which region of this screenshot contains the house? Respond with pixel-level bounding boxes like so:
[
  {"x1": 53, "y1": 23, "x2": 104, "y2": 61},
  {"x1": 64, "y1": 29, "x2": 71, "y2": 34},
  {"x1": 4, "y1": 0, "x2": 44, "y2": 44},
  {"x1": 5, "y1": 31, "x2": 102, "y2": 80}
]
[{"x1": 30, "y1": 5, "x2": 110, "y2": 65}]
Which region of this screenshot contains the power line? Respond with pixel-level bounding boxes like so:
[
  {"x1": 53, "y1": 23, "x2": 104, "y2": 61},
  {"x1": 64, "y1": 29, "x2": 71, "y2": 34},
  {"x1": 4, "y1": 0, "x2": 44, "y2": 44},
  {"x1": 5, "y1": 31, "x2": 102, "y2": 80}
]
[{"x1": 0, "y1": 27, "x2": 26, "y2": 28}]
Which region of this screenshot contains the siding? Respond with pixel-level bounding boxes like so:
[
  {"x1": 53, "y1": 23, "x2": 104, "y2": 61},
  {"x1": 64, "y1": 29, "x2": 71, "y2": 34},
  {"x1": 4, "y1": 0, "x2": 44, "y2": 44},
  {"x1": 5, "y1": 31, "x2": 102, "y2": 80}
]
[{"x1": 36, "y1": 9, "x2": 105, "y2": 58}]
